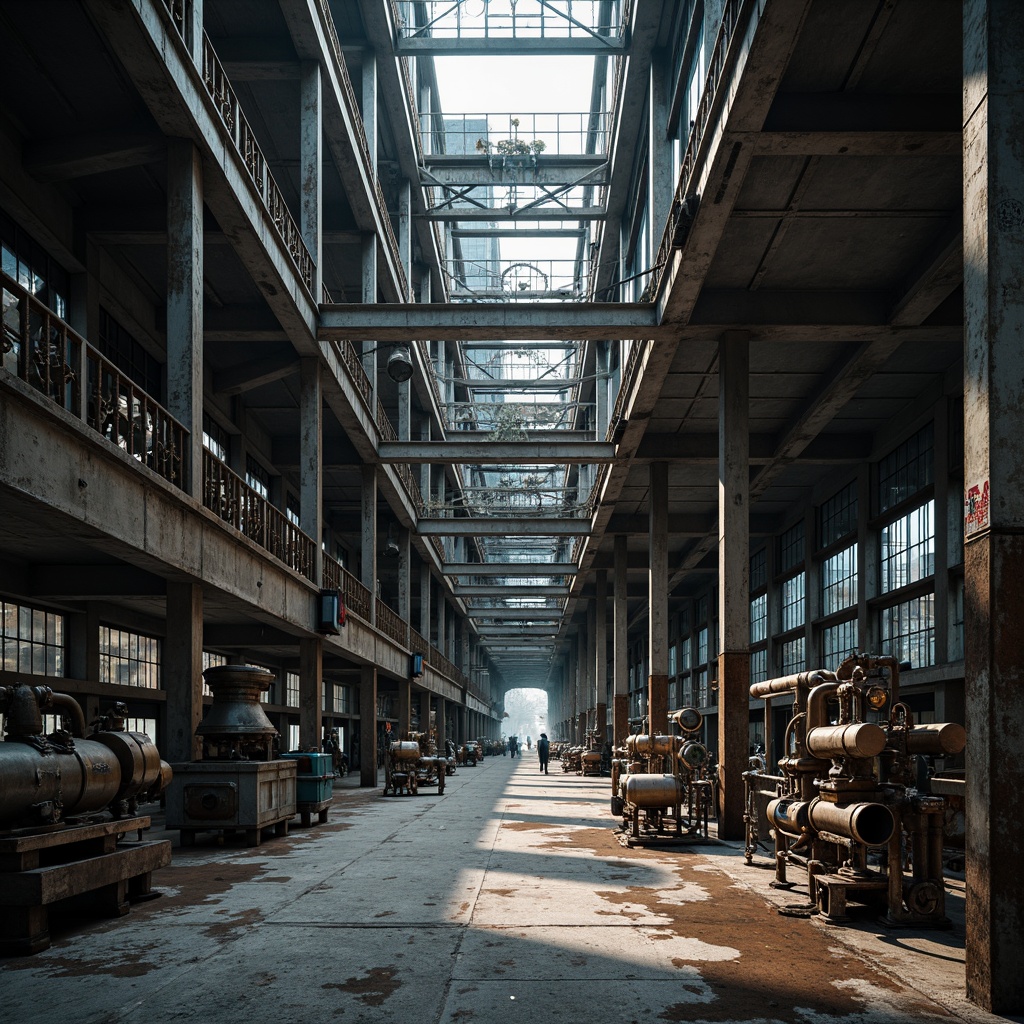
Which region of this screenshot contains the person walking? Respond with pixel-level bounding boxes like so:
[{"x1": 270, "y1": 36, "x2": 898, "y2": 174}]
[
  {"x1": 509, "y1": 735, "x2": 518, "y2": 758},
  {"x1": 537, "y1": 733, "x2": 550, "y2": 774}
]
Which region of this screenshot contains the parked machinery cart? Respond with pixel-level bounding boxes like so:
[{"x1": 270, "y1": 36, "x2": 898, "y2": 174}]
[
  {"x1": 611, "y1": 707, "x2": 716, "y2": 844},
  {"x1": 746, "y1": 653, "x2": 965, "y2": 925}
]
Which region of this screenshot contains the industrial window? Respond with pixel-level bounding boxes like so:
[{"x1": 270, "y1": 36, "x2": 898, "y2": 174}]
[
  {"x1": 202, "y1": 413, "x2": 229, "y2": 461},
  {"x1": 880, "y1": 500, "x2": 935, "y2": 593},
  {"x1": 819, "y1": 481, "x2": 858, "y2": 548},
  {"x1": 286, "y1": 671, "x2": 300, "y2": 708},
  {"x1": 286, "y1": 493, "x2": 301, "y2": 527},
  {"x1": 750, "y1": 648, "x2": 768, "y2": 685},
  {"x1": 877, "y1": 423, "x2": 934, "y2": 515},
  {"x1": 678, "y1": 636, "x2": 691, "y2": 673},
  {"x1": 822, "y1": 619, "x2": 858, "y2": 668},
  {"x1": 821, "y1": 544, "x2": 858, "y2": 616},
  {"x1": 781, "y1": 574, "x2": 805, "y2": 633},
  {"x1": 202, "y1": 650, "x2": 227, "y2": 696},
  {"x1": 0, "y1": 210, "x2": 68, "y2": 318},
  {"x1": 333, "y1": 685, "x2": 355, "y2": 715},
  {"x1": 668, "y1": 643, "x2": 677, "y2": 677},
  {"x1": 750, "y1": 593, "x2": 767, "y2": 645},
  {"x1": 880, "y1": 594, "x2": 935, "y2": 669},
  {"x1": 124, "y1": 716, "x2": 158, "y2": 741},
  {"x1": 287, "y1": 723, "x2": 300, "y2": 751},
  {"x1": 99, "y1": 626, "x2": 160, "y2": 689},
  {"x1": 779, "y1": 522, "x2": 805, "y2": 573},
  {"x1": 246, "y1": 456, "x2": 270, "y2": 499},
  {"x1": 97, "y1": 309, "x2": 161, "y2": 396},
  {"x1": 781, "y1": 636, "x2": 806, "y2": 675},
  {"x1": 750, "y1": 548, "x2": 767, "y2": 592},
  {"x1": 0, "y1": 600, "x2": 64, "y2": 676},
  {"x1": 697, "y1": 625, "x2": 708, "y2": 667}
]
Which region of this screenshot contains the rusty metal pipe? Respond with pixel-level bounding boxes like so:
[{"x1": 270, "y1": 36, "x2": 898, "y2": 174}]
[
  {"x1": 749, "y1": 670, "x2": 835, "y2": 701},
  {"x1": 904, "y1": 723, "x2": 967, "y2": 755},
  {"x1": 48, "y1": 691, "x2": 87, "y2": 737},
  {"x1": 767, "y1": 796, "x2": 811, "y2": 837},
  {"x1": 806, "y1": 722, "x2": 888, "y2": 759},
  {"x1": 808, "y1": 798, "x2": 895, "y2": 847}
]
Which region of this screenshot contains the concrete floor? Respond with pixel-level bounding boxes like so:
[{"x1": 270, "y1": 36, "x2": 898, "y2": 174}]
[{"x1": 2, "y1": 756, "x2": 1019, "y2": 1024}]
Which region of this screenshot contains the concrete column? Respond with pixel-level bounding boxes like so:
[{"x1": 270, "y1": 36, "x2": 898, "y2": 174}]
[
  {"x1": 361, "y1": 51, "x2": 378, "y2": 402},
  {"x1": 300, "y1": 357, "x2": 322, "y2": 583},
  {"x1": 361, "y1": 464, "x2": 377, "y2": 625},
  {"x1": 964, "y1": 2, "x2": 1024, "y2": 1010},
  {"x1": 648, "y1": 463, "x2": 669, "y2": 735},
  {"x1": 398, "y1": 527, "x2": 411, "y2": 646},
  {"x1": 436, "y1": 697, "x2": 447, "y2": 745},
  {"x1": 399, "y1": 179, "x2": 412, "y2": 300},
  {"x1": 300, "y1": 61, "x2": 322, "y2": 300},
  {"x1": 164, "y1": 582, "x2": 203, "y2": 762},
  {"x1": 437, "y1": 592, "x2": 446, "y2": 656},
  {"x1": 613, "y1": 534, "x2": 629, "y2": 747},
  {"x1": 420, "y1": 562, "x2": 431, "y2": 639},
  {"x1": 419, "y1": 690, "x2": 432, "y2": 739},
  {"x1": 359, "y1": 664, "x2": 377, "y2": 787},
  {"x1": 166, "y1": 140, "x2": 203, "y2": 499},
  {"x1": 595, "y1": 568, "x2": 608, "y2": 742},
  {"x1": 596, "y1": 341, "x2": 610, "y2": 440},
  {"x1": 649, "y1": 48, "x2": 674, "y2": 255},
  {"x1": 397, "y1": 679, "x2": 411, "y2": 738},
  {"x1": 186, "y1": 0, "x2": 203, "y2": 66},
  {"x1": 299, "y1": 637, "x2": 322, "y2": 751},
  {"x1": 716, "y1": 333, "x2": 750, "y2": 840}
]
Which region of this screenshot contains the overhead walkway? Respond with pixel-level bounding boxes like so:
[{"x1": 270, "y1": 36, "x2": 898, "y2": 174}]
[{"x1": 1, "y1": 763, "x2": 993, "y2": 1024}]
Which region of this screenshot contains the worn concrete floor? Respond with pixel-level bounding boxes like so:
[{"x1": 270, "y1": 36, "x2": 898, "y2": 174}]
[{"x1": 2, "y1": 756, "x2": 1019, "y2": 1024}]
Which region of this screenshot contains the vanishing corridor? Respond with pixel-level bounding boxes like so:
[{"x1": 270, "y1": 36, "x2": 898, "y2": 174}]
[{"x1": 2, "y1": 761, "x2": 977, "y2": 1024}]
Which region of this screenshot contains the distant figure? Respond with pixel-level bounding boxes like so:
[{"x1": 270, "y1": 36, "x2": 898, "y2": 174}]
[
  {"x1": 509, "y1": 736, "x2": 518, "y2": 758},
  {"x1": 537, "y1": 733, "x2": 550, "y2": 774},
  {"x1": 526, "y1": 736, "x2": 532, "y2": 750}
]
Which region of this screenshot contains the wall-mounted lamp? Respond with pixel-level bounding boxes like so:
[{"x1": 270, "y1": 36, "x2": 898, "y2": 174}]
[{"x1": 317, "y1": 590, "x2": 347, "y2": 634}]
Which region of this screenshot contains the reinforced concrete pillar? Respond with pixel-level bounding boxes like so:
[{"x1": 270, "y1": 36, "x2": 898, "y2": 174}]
[
  {"x1": 361, "y1": 464, "x2": 377, "y2": 626},
  {"x1": 419, "y1": 690, "x2": 432, "y2": 738},
  {"x1": 648, "y1": 463, "x2": 669, "y2": 734},
  {"x1": 165, "y1": 582, "x2": 203, "y2": 762},
  {"x1": 300, "y1": 357, "x2": 322, "y2": 583},
  {"x1": 300, "y1": 60, "x2": 322, "y2": 300},
  {"x1": 717, "y1": 332, "x2": 750, "y2": 840},
  {"x1": 398, "y1": 526, "x2": 411, "y2": 646},
  {"x1": 437, "y1": 697, "x2": 447, "y2": 745},
  {"x1": 166, "y1": 140, "x2": 203, "y2": 499},
  {"x1": 595, "y1": 568, "x2": 608, "y2": 742},
  {"x1": 397, "y1": 678, "x2": 411, "y2": 739},
  {"x1": 299, "y1": 637, "x2": 323, "y2": 751},
  {"x1": 963, "y1": 2, "x2": 1024, "y2": 1010},
  {"x1": 359, "y1": 664, "x2": 377, "y2": 787},
  {"x1": 613, "y1": 534, "x2": 629, "y2": 747}
]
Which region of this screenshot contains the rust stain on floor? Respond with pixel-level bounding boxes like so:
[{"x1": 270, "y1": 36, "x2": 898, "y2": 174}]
[
  {"x1": 4, "y1": 944, "x2": 162, "y2": 978},
  {"x1": 203, "y1": 907, "x2": 264, "y2": 939},
  {"x1": 325, "y1": 965, "x2": 401, "y2": 1006}
]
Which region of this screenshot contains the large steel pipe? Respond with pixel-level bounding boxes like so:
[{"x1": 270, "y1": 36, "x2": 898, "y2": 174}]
[
  {"x1": 767, "y1": 797, "x2": 811, "y2": 837},
  {"x1": 808, "y1": 798, "x2": 895, "y2": 847},
  {"x1": 806, "y1": 723, "x2": 888, "y2": 759},
  {"x1": 625, "y1": 734, "x2": 677, "y2": 757},
  {"x1": 620, "y1": 774, "x2": 684, "y2": 807},
  {"x1": 749, "y1": 670, "x2": 835, "y2": 700},
  {"x1": 904, "y1": 723, "x2": 967, "y2": 755}
]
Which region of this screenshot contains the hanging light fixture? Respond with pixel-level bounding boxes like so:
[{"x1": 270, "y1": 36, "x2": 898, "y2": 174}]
[
  {"x1": 384, "y1": 523, "x2": 400, "y2": 558},
  {"x1": 387, "y1": 343, "x2": 414, "y2": 383}
]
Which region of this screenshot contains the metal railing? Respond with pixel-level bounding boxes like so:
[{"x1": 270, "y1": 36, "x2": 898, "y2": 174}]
[
  {"x1": 393, "y1": 1, "x2": 621, "y2": 43},
  {"x1": 446, "y1": 257, "x2": 590, "y2": 302},
  {"x1": 203, "y1": 451, "x2": 315, "y2": 581},
  {"x1": 197, "y1": 36, "x2": 315, "y2": 295},
  {"x1": 651, "y1": 0, "x2": 751, "y2": 298},
  {"x1": 2, "y1": 272, "x2": 186, "y2": 487},
  {"x1": 433, "y1": 112, "x2": 611, "y2": 158},
  {"x1": 314, "y1": 0, "x2": 408, "y2": 299},
  {"x1": 376, "y1": 599, "x2": 409, "y2": 647}
]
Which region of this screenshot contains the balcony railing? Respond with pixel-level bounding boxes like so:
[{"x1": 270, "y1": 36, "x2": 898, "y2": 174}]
[
  {"x1": 2, "y1": 271, "x2": 186, "y2": 487},
  {"x1": 376, "y1": 599, "x2": 409, "y2": 648},
  {"x1": 435, "y1": 112, "x2": 611, "y2": 158},
  {"x1": 156, "y1": 15, "x2": 315, "y2": 295},
  {"x1": 203, "y1": 451, "x2": 315, "y2": 581},
  {"x1": 322, "y1": 556, "x2": 374, "y2": 622}
]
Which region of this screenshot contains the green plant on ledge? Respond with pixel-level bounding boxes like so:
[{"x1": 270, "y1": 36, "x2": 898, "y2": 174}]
[{"x1": 475, "y1": 119, "x2": 546, "y2": 160}]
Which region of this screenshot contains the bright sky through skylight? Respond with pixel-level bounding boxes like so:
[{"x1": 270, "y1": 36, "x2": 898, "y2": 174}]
[{"x1": 433, "y1": 53, "x2": 595, "y2": 268}]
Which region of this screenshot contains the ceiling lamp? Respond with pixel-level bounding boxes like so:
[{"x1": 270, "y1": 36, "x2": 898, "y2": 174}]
[{"x1": 387, "y1": 343, "x2": 414, "y2": 383}]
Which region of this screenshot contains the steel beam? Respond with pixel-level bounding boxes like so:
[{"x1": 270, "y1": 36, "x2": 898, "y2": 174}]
[
  {"x1": 379, "y1": 441, "x2": 615, "y2": 463},
  {"x1": 418, "y1": 518, "x2": 590, "y2": 536},
  {"x1": 442, "y1": 562, "x2": 578, "y2": 576},
  {"x1": 319, "y1": 302, "x2": 663, "y2": 341},
  {"x1": 395, "y1": 38, "x2": 626, "y2": 56}
]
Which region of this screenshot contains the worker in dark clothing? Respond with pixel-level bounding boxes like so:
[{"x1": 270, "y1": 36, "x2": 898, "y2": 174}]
[
  {"x1": 537, "y1": 733, "x2": 550, "y2": 774},
  {"x1": 509, "y1": 735, "x2": 518, "y2": 758}
]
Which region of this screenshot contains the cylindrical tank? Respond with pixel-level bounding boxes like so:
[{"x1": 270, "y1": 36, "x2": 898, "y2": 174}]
[
  {"x1": 671, "y1": 707, "x2": 703, "y2": 734},
  {"x1": 621, "y1": 774, "x2": 684, "y2": 807},
  {"x1": 904, "y1": 723, "x2": 966, "y2": 755},
  {"x1": 767, "y1": 797, "x2": 811, "y2": 837},
  {"x1": 808, "y1": 797, "x2": 895, "y2": 847},
  {"x1": 625, "y1": 734, "x2": 676, "y2": 757},
  {"x1": 806, "y1": 722, "x2": 887, "y2": 759},
  {"x1": 390, "y1": 741, "x2": 421, "y2": 762},
  {"x1": 0, "y1": 684, "x2": 171, "y2": 828}
]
